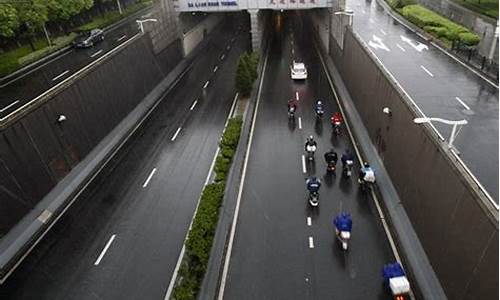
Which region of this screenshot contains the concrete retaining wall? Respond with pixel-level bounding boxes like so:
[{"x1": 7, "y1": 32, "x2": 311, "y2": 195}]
[
  {"x1": 0, "y1": 36, "x2": 182, "y2": 237},
  {"x1": 182, "y1": 13, "x2": 224, "y2": 56},
  {"x1": 327, "y1": 26, "x2": 498, "y2": 299}
]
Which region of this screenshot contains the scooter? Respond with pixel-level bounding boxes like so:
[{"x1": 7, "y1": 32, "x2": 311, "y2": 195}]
[
  {"x1": 306, "y1": 145, "x2": 316, "y2": 161},
  {"x1": 288, "y1": 106, "x2": 296, "y2": 119},
  {"x1": 327, "y1": 161, "x2": 336, "y2": 173},
  {"x1": 342, "y1": 160, "x2": 353, "y2": 178},
  {"x1": 332, "y1": 121, "x2": 341, "y2": 136},
  {"x1": 316, "y1": 109, "x2": 324, "y2": 119},
  {"x1": 308, "y1": 191, "x2": 319, "y2": 207},
  {"x1": 335, "y1": 228, "x2": 351, "y2": 250}
]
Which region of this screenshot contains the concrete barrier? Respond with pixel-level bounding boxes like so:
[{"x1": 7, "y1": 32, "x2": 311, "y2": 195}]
[
  {"x1": 323, "y1": 22, "x2": 498, "y2": 299},
  {"x1": 182, "y1": 13, "x2": 224, "y2": 56}
]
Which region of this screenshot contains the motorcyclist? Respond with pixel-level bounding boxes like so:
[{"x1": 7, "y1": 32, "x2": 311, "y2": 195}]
[
  {"x1": 331, "y1": 111, "x2": 343, "y2": 126},
  {"x1": 341, "y1": 149, "x2": 355, "y2": 167},
  {"x1": 359, "y1": 162, "x2": 376, "y2": 184},
  {"x1": 304, "y1": 135, "x2": 317, "y2": 152},
  {"x1": 288, "y1": 98, "x2": 298, "y2": 112},
  {"x1": 333, "y1": 212, "x2": 352, "y2": 234},
  {"x1": 315, "y1": 100, "x2": 324, "y2": 117},
  {"x1": 306, "y1": 176, "x2": 321, "y2": 193},
  {"x1": 324, "y1": 149, "x2": 338, "y2": 165}
]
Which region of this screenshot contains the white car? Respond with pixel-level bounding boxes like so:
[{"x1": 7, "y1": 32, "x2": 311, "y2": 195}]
[{"x1": 291, "y1": 62, "x2": 307, "y2": 80}]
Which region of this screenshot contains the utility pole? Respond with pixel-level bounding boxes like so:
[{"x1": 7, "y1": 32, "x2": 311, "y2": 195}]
[{"x1": 117, "y1": 0, "x2": 123, "y2": 15}]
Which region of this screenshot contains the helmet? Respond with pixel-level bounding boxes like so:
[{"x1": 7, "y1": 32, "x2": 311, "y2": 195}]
[
  {"x1": 330, "y1": 148, "x2": 335, "y2": 153},
  {"x1": 309, "y1": 135, "x2": 314, "y2": 141},
  {"x1": 363, "y1": 162, "x2": 370, "y2": 168},
  {"x1": 317, "y1": 101, "x2": 322, "y2": 105}
]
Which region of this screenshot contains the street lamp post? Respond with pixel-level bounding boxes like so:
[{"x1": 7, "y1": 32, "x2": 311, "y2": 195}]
[
  {"x1": 136, "y1": 19, "x2": 158, "y2": 34},
  {"x1": 413, "y1": 117, "x2": 468, "y2": 149},
  {"x1": 334, "y1": 10, "x2": 354, "y2": 27}
]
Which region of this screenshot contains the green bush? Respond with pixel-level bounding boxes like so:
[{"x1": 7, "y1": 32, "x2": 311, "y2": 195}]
[
  {"x1": 388, "y1": 0, "x2": 416, "y2": 9},
  {"x1": 458, "y1": 32, "x2": 481, "y2": 46},
  {"x1": 400, "y1": 5, "x2": 480, "y2": 46},
  {"x1": 18, "y1": 33, "x2": 77, "y2": 66},
  {"x1": 173, "y1": 116, "x2": 243, "y2": 299},
  {"x1": 235, "y1": 52, "x2": 259, "y2": 97},
  {"x1": 78, "y1": 2, "x2": 150, "y2": 31}
]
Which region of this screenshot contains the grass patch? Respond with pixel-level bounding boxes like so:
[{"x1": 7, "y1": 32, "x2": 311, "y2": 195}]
[
  {"x1": 400, "y1": 5, "x2": 481, "y2": 46},
  {"x1": 450, "y1": 0, "x2": 498, "y2": 19},
  {"x1": 172, "y1": 116, "x2": 243, "y2": 300},
  {"x1": 77, "y1": 1, "x2": 151, "y2": 31},
  {"x1": 0, "y1": 38, "x2": 48, "y2": 76},
  {"x1": 18, "y1": 33, "x2": 77, "y2": 66}
]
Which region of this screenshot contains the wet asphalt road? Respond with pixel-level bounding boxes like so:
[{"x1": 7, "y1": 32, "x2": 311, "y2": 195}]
[
  {"x1": 0, "y1": 17, "x2": 247, "y2": 300},
  {"x1": 222, "y1": 17, "x2": 394, "y2": 300},
  {"x1": 0, "y1": 9, "x2": 149, "y2": 119},
  {"x1": 347, "y1": 0, "x2": 499, "y2": 202}
]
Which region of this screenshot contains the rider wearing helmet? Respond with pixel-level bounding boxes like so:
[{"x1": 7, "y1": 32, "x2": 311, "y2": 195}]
[
  {"x1": 333, "y1": 212, "x2": 352, "y2": 233},
  {"x1": 306, "y1": 176, "x2": 321, "y2": 193},
  {"x1": 341, "y1": 149, "x2": 355, "y2": 167},
  {"x1": 359, "y1": 162, "x2": 376, "y2": 183},
  {"x1": 288, "y1": 98, "x2": 298, "y2": 112},
  {"x1": 315, "y1": 100, "x2": 324, "y2": 112},
  {"x1": 304, "y1": 135, "x2": 317, "y2": 151},
  {"x1": 324, "y1": 148, "x2": 338, "y2": 165},
  {"x1": 331, "y1": 111, "x2": 343, "y2": 125}
]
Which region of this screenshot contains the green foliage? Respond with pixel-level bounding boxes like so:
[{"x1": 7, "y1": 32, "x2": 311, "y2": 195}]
[
  {"x1": 15, "y1": 0, "x2": 49, "y2": 36},
  {"x1": 450, "y1": 0, "x2": 498, "y2": 19},
  {"x1": 458, "y1": 31, "x2": 481, "y2": 45},
  {"x1": 77, "y1": 1, "x2": 149, "y2": 31},
  {"x1": 0, "y1": 38, "x2": 47, "y2": 76},
  {"x1": 48, "y1": 0, "x2": 94, "y2": 21},
  {"x1": 235, "y1": 52, "x2": 259, "y2": 97},
  {"x1": 387, "y1": 0, "x2": 416, "y2": 9},
  {"x1": 400, "y1": 5, "x2": 480, "y2": 46},
  {"x1": 173, "y1": 117, "x2": 243, "y2": 300},
  {"x1": 0, "y1": 4, "x2": 19, "y2": 38},
  {"x1": 18, "y1": 32, "x2": 77, "y2": 66}
]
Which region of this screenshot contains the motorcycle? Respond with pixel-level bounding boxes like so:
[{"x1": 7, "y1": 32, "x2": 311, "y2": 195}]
[
  {"x1": 332, "y1": 121, "x2": 341, "y2": 136},
  {"x1": 308, "y1": 191, "x2": 319, "y2": 207},
  {"x1": 335, "y1": 228, "x2": 351, "y2": 250},
  {"x1": 316, "y1": 109, "x2": 324, "y2": 119},
  {"x1": 288, "y1": 106, "x2": 296, "y2": 119},
  {"x1": 342, "y1": 160, "x2": 353, "y2": 178},
  {"x1": 306, "y1": 145, "x2": 316, "y2": 161},
  {"x1": 327, "y1": 161, "x2": 336, "y2": 173}
]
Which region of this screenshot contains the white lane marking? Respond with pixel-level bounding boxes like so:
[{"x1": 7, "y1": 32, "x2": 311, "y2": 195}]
[
  {"x1": 307, "y1": 217, "x2": 312, "y2": 226},
  {"x1": 226, "y1": 45, "x2": 231, "y2": 50},
  {"x1": 362, "y1": 9, "x2": 366, "y2": 13},
  {"x1": 51, "y1": 70, "x2": 70, "y2": 81},
  {"x1": 420, "y1": 65, "x2": 434, "y2": 77},
  {"x1": 142, "y1": 168, "x2": 157, "y2": 188},
  {"x1": 368, "y1": 35, "x2": 390, "y2": 51},
  {"x1": 308, "y1": 237, "x2": 314, "y2": 248},
  {"x1": 221, "y1": 54, "x2": 225, "y2": 60},
  {"x1": 213, "y1": 66, "x2": 218, "y2": 73},
  {"x1": 0, "y1": 100, "x2": 20, "y2": 112},
  {"x1": 301, "y1": 155, "x2": 306, "y2": 173},
  {"x1": 292, "y1": 48, "x2": 295, "y2": 55},
  {"x1": 90, "y1": 49, "x2": 103, "y2": 58},
  {"x1": 455, "y1": 97, "x2": 471, "y2": 110},
  {"x1": 190, "y1": 99, "x2": 198, "y2": 110},
  {"x1": 295, "y1": 91, "x2": 299, "y2": 100},
  {"x1": 117, "y1": 35, "x2": 127, "y2": 42},
  {"x1": 218, "y1": 52, "x2": 269, "y2": 300},
  {"x1": 94, "y1": 234, "x2": 116, "y2": 266},
  {"x1": 166, "y1": 94, "x2": 240, "y2": 300},
  {"x1": 171, "y1": 127, "x2": 182, "y2": 141},
  {"x1": 401, "y1": 35, "x2": 428, "y2": 52},
  {"x1": 203, "y1": 81, "x2": 209, "y2": 89},
  {"x1": 298, "y1": 117, "x2": 302, "y2": 129},
  {"x1": 396, "y1": 43, "x2": 406, "y2": 52},
  {"x1": 380, "y1": 29, "x2": 387, "y2": 35}
]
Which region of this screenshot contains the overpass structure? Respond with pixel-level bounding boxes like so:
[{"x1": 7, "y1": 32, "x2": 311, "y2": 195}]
[{"x1": 173, "y1": 0, "x2": 336, "y2": 50}]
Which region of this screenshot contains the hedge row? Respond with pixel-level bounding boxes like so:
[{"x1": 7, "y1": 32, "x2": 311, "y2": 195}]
[
  {"x1": 173, "y1": 116, "x2": 243, "y2": 300},
  {"x1": 400, "y1": 5, "x2": 480, "y2": 46},
  {"x1": 235, "y1": 52, "x2": 259, "y2": 97}
]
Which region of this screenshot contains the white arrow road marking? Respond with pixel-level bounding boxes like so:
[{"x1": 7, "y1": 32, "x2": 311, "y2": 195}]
[
  {"x1": 380, "y1": 29, "x2": 387, "y2": 35},
  {"x1": 400, "y1": 35, "x2": 429, "y2": 52},
  {"x1": 368, "y1": 35, "x2": 390, "y2": 51}
]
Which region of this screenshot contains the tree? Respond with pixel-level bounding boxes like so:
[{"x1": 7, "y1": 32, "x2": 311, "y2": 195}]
[
  {"x1": 235, "y1": 55, "x2": 253, "y2": 97},
  {"x1": 15, "y1": 0, "x2": 49, "y2": 50},
  {"x1": 47, "y1": 0, "x2": 94, "y2": 21},
  {"x1": 0, "y1": 4, "x2": 19, "y2": 38}
]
